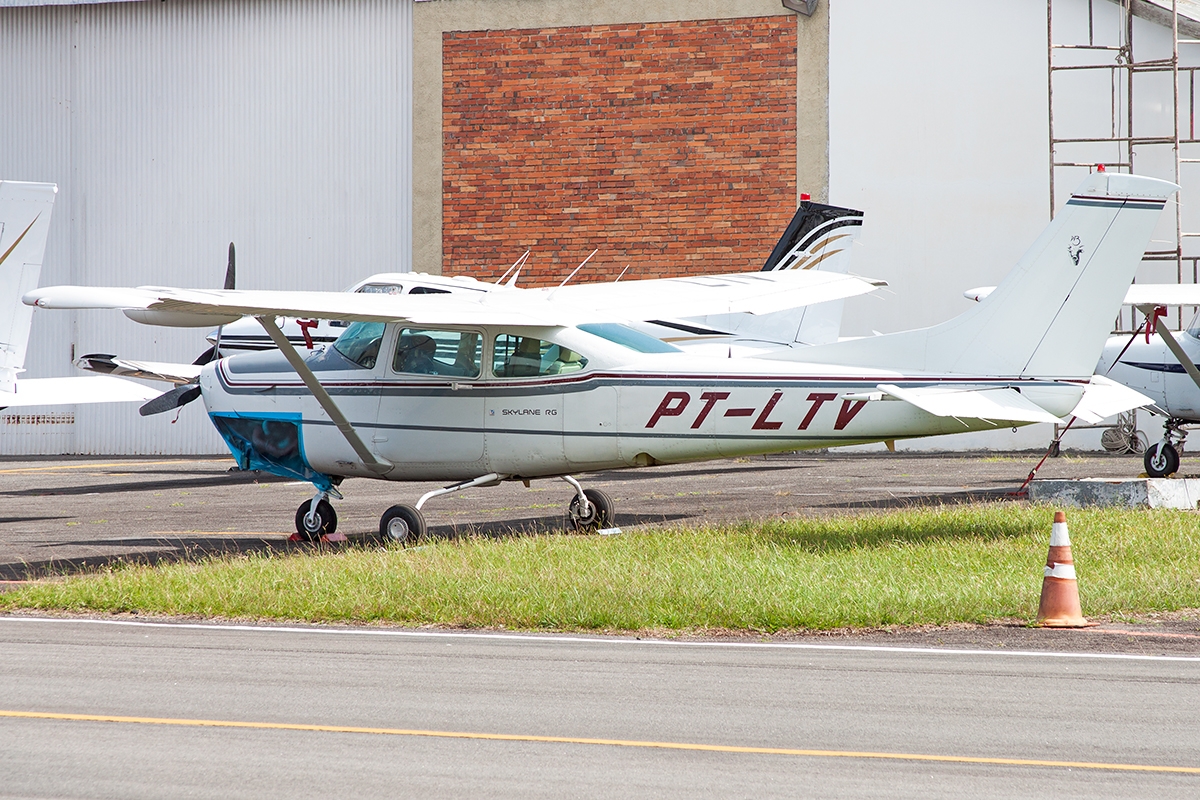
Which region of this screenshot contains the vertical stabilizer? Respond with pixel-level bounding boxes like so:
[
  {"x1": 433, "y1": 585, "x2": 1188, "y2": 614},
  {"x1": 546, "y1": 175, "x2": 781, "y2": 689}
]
[
  {"x1": 0, "y1": 181, "x2": 57, "y2": 392},
  {"x1": 788, "y1": 172, "x2": 1177, "y2": 379}
]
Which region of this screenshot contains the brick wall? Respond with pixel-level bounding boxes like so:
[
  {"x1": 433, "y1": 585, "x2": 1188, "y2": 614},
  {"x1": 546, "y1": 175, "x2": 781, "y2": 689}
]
[{"x1": 442, "y1": 16, "x2": 797, "y2": 285}]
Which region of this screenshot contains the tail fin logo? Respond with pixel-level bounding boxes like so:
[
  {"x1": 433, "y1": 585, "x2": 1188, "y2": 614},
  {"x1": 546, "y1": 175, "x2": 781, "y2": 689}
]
[{"x1": 1068, "y1": 235, "x2": 1084, "y2": 266}]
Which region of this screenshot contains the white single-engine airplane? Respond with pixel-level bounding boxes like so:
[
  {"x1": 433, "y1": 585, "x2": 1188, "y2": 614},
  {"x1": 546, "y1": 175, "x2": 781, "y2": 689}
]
[
  {"x1": 0, "y1": 180, "x2": 158, "y2": 411},
  {"x1": 1096, "y1": 286, "x2": 1200, "y2": 476},
  {"x1": 25, "y1": 173, "x2": 1173, "y2": 541}
]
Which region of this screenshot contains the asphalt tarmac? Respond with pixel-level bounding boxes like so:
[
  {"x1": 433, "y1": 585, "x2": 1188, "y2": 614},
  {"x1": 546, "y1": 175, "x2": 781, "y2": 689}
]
[
  {"x1": 2, "y1": 616, "x2": 1199, "y2": 799},
  {"x1": 0, "y1": 449, "x2": 1167, "y2": 581}
]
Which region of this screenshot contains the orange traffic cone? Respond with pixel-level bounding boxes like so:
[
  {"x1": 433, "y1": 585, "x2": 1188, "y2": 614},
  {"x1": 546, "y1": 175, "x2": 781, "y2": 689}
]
[{"x1": 1036, "y1": 511, "x2": 1094, "y2": 627}]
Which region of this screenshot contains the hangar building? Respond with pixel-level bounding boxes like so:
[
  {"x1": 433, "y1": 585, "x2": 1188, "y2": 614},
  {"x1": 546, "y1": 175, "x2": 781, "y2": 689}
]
[{"x1": 0, "y1": 0, "x2": 1194, "y2": 454}]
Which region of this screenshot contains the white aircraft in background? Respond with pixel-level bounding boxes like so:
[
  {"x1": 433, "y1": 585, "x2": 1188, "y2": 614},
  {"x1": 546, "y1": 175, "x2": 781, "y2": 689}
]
[
  {"x1": 0, "y1": 180, "x2": 158, "y2": 411},
  {"x1": 25, "y1": 172, "x2": 1170, "y2": 542},
  {"x1": 1095, "y1": 286, "x2": 1200, "y2": 476},
  {"x1": 966, "y1": 279, "x2": 1200, "y2": 477},
  {"x1": 75, "y1": 197, "x2": 866, "y2": 386}
]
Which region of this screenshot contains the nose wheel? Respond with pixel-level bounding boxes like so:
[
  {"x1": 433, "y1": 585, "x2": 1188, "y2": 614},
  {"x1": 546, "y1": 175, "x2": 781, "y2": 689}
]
[
  {"x1": 1145, "y1": 441, "x2": 1180, "y2": 477},
  {"x1": 1145, "y1": 417, "x2": 1187, "y2": 478},
  {"x1": 294, "y1": 498, "x2": 338, "y2": 541}
]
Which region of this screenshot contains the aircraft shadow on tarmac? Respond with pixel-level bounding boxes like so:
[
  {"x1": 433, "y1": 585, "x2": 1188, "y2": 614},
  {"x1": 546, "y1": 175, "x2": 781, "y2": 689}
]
[
  {"x1": 0, "y1": 512, "x2": 689, "y2": 581},
  {"x1": 0, "y1": 471, "x2": 290, "y2": 497},
  {"x1": 812, "y1": 487, "x2": 1015, "y2": 511},
  {"x1": 0, "y1": 516, "x2": 72, "y2": 525}
]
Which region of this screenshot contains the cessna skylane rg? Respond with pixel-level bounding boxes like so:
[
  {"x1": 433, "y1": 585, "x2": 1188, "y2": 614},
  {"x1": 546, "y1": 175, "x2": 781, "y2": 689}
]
[
  {"x1": 0, "y1": 180, "x2": 158, "y2": 411},
  {"x1": 25, "y1": 172, "x2": 1174, "y2": 541}
]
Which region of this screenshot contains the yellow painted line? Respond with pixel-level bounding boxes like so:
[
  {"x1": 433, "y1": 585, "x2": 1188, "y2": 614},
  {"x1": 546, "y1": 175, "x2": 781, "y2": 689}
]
[
  {"x1": 0, "y1": 460, "x2": 231, "y2": 475},
  {"x1": 1, "y1": 710, "x2": 1197, "y2": 774}
]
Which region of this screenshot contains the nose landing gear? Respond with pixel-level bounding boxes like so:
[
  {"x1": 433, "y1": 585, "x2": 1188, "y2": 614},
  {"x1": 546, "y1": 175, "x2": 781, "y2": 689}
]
[
  {"x1": 1145, "y1": 418, "x2": 1188, "y2": 477},
  {"x1": 293, "y1": 489, "x2": 341, "y2": 541}
]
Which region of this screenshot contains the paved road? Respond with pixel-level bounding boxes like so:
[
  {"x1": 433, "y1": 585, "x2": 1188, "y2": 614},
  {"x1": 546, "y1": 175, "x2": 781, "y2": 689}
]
[
  {"x1": 0, "y1": 450, "x2": 1161, "y2": 579},
  {"x1": 0, "y1": 617, "x2": 1198, "y2": 798}
]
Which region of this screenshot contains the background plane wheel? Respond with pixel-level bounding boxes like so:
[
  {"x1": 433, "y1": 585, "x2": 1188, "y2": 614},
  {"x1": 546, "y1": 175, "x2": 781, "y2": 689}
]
[
  {"x1": 380, "y1": 504, "x2": 426, "y2": 546},
  {"x1": 294, "y1": 499, "x2": 337, "y2": 541},
  {"x1": 1144, "y1": 441, "x2": 1180, "y2": 478},
  {"x1": 568, "y1": 488, "x2": 614, "y2": 533}
]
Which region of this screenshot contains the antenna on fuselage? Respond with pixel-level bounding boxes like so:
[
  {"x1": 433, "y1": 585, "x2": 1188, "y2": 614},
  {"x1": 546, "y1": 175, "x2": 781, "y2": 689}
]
[
  {"x1": 556, "y1": 249, "x2": 598, "y2": 288},
  {"x1": 495, "y1": 250, "x2": 530, "y2": 286}
]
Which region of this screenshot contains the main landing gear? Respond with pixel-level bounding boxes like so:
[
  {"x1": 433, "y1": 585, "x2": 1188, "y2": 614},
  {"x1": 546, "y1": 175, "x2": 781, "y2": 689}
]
[
  {"x1": 291, "y1": 474, "x2": 618, "y2": 543},
  {"x1": 1145, "y1": 417, "x2": 1188, "y2": 478},
  {"x1": 372, "y1": 473, "x2": 618, "y2": 546}
]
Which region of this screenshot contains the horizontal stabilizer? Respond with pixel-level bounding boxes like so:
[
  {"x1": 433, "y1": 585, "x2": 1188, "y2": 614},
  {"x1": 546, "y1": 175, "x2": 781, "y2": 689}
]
[
  {"x1": 76, "y1": 353, "x2": 202, "y2": 386},
  {"x1": 1067, "y1": 374, "x2": 1153, "y2": 424},
  {"x1": 876, "y1": 383, "x2": 1063, "y2": 424},
  {"x1": 0, "y1": 376, "x2": 159, "y2": 409}
]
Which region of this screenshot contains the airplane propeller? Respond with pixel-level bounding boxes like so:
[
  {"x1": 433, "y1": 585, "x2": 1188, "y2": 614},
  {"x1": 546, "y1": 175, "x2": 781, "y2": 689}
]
[
  {"x1": 139, "y1": 383, "x2": 201, "y2": 417},
  {"x1": 191, "y1": 242, "x2": 236, "y2": 366},
  {"x1": 141, "y1": 243, "x2": 234, "y2": 416}
]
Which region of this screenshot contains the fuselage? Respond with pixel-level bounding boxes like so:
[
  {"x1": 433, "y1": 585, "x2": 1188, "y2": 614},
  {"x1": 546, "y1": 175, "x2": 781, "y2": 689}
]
[
  {"x1": 1097, "y1": 323, "x2": 1200, "y2": 420},
  {"x1": 200, "y1": 320, "x2": 1087, "y2": 486}
]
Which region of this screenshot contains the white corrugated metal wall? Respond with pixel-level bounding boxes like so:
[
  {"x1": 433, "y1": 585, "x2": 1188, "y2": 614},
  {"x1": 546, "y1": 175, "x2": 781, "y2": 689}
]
[{"x1": 0, "y1": 0, "x2": 413, "y2": 454}]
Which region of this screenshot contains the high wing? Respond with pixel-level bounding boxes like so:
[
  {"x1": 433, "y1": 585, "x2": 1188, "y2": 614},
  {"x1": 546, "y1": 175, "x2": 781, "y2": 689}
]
[
  {"x1": 1123, "y1": 283, "x2": 1200, "y2": 306},
  {"x1": 26, "y1": 269, "x2": 885, "y2": 328}
]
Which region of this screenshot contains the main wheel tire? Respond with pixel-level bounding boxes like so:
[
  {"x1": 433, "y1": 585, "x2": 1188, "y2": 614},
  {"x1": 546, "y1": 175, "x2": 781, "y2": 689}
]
[
  {"x1": 568, "y1": 488, "x2": 614, "y2": 533},
  {"x1": 380, "y1": 504, "x2": 426, "y2": 546},
  {"x1": 1145, "y1": 441, "x2": 1180, "y2": 478},
  {"x1": 294, "y1": 499, "x2": 338, "y2": 541}
]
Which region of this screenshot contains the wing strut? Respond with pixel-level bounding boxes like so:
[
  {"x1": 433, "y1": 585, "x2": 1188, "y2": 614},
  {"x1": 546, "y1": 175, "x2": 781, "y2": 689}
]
[
  {"x1": 255, "y1": 315, "x2": 392, "y2": 475},
  {"x1": 1137, "y1": 304, "x2": 1200, "y2": 395}
]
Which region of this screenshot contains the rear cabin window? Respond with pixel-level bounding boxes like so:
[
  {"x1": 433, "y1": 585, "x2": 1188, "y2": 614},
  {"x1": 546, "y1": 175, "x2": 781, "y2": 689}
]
[
  {"x1": 332, "y1": 322, "x2": 386, "y2": 368},
  {"x1": 577, "y1": 322, "x2": 681, "y2": 353},
  {"x1": 492, "y1": 334, "x2": 587, "y2": 378},
  {"x1": 392, "y1": 329, "x2": 481, "y2": 378},
  {"x1": 357, "y1": 283, "x2": 403, "y2": 294}
]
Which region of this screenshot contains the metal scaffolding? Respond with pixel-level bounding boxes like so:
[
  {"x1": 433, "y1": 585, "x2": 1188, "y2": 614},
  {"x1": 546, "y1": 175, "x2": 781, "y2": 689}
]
[{"x1": 1048, "y1": 0, "x2": 1200, "y2": 333}]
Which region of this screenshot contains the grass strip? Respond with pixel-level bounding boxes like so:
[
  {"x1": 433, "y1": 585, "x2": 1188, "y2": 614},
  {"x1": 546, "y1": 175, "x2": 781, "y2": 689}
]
[{"x1": 3, "y1": 505, "x2": 1200, "y2": 631}]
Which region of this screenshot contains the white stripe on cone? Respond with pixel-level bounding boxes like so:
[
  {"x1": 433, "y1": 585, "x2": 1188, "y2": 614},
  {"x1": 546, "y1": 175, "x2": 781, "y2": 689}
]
[{"x1": 1044, "y1": 562, "x2": 1077, "y2": 580}]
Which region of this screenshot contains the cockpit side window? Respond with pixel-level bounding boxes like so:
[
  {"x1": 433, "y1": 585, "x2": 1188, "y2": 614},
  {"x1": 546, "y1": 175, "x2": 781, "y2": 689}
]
[
  {"x1": 392, "y1": 328, "x2": 481, "y2": 378},
  {"x1": 332, "y1": 322, "x2": 386, "y2": 369},
  {"x1": 492, "y1": 334, "x2": 588, "y2": 378}
]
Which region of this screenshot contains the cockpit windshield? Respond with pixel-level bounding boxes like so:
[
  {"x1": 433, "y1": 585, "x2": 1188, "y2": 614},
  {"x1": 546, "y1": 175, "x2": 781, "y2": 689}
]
[
  {"x1": 333, "y1": 321, "x2": 386, "y2": 368},
  {"x1": 1187, "y1": 310, "x2": 1200, "y2": 340}
]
